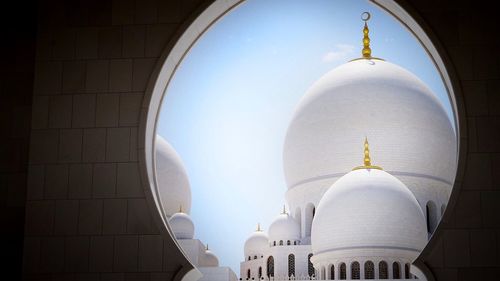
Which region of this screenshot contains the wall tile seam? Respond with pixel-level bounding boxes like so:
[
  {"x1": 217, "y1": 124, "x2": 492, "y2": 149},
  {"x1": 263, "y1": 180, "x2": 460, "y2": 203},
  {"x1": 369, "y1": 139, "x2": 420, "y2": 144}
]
[
  {"x1": 35, "y1": 56, "x2": 163, "y2": 64},
  {"x1": 25, "y1": 161, "x2": 140, "y2": 167},
  {"x1": 30, "y1": 125, "x2": 141, "y2": 130},
  {"x1": 24, "y1": 234, "x2": 158, "y2": 238}
]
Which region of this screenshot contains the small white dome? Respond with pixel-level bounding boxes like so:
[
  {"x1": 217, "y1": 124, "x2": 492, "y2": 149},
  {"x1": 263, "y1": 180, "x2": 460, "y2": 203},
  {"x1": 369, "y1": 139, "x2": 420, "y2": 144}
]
[
  {"x1": 311, "y1": 168, "x2": 427, "y2": 260},
  {"x1": 268, "y1": 212, "x2": 300, "y2": 243},
  {"x1": 204, "y1": 249, "x2": 219, "y2": 267},
  {"x1": 156, "y1": 135, "x2": 192, "y2": 216},
  {"x1": 244, "y1": 228, "x2": 269, "y2": 257},
  {"x1": 169, "y1": 212, "x2": 194, "y2": 239}
]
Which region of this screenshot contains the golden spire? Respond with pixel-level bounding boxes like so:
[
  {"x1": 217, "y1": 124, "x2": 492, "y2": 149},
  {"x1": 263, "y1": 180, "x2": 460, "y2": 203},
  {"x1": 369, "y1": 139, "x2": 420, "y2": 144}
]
[
  {"x1": 281, "y1": 205, "x2": 287, "y2": 215},
  {"x1": 206, "y1": 244, "x2": 209, "y2": 251},
  {"x1": 350, "y1": 12, "x2": 384, "y2": 62},
  {"x1": 179, "y1": 204, "x2": 183, "y2": 213},
  {"x1": 363, "y1": 137, "x2": 372, "y2": 166},
  {"x1": 361, "y1": 12, "x2": 372, "y2": 58},
  {"x1": 353, "y1": 137, "x2": 383, "y2": 170},
  {"x1": 256, "y1": 223, "x2": 261, "y2": 232}
]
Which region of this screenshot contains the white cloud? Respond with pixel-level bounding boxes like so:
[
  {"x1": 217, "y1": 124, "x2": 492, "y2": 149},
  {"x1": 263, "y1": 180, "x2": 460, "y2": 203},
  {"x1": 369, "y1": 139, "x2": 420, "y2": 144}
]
[{"x1": 322, "y1": 44, "x2": 356, "y2": 63}]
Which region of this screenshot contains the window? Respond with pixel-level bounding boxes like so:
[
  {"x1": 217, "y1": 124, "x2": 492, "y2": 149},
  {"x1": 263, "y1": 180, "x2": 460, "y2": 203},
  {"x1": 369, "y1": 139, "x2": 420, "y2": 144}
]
[
  {"x1": 392, "y1": 262, "x2": 400, "y2": 279},
  {"x1": 248, "y1": 256, "x2": 251, "y2": 261},
  {"x1": 247, "y1": 269, "x2": 250, "y2": 279},
  {"x1": 254, "y1": 255, "x2": 257, "y2": 260},
  {"x1": 287, "y1": 240, "x2": 291, "y2": 245},
  {"x1": 339, "y1": 263, "x2": 346, "y2": 280},
  {"x1": 364, "y1": 261, "x2": 374, "y2": 279},
  {"x1": 294, "y1": 241, "x2": 297, "y2": 245},
  {"x1": 267, "y1": 256, "x2": 274, "y2": 277},
  {"x1": 379, "y1": 261, "x2": 388, "y2": 279},
  {"x1": 308, "y1": 253, "x2": 314, "y2": 277},
  {"x1": 426, "y1": 204, "x2": 431, "y2": 233},
  {"x1": 351, "y1": 262, "x2": 360, "y2": 279},
  {"x1": 426, "y1": 201, "x2": 437, "y2": 233},
  {"x1": 279, "y1": 240, "x2": 283, "y2": 246},
  {"x1": 405, "y1": 263, "x2": 410, "y2": 279},
  {"x1": 288, "y1": 254, "x2": 295, "y2": 277},
  {"x1": 273, "y1": 241, "x2": 276, "y2": 246},
  {"x1": 258, "y1": 267, "x2": 262, "y2": 279},
  {"x1": 321, "y1": 267, "x2": 326, "y2": 280},
  {"x1": 330, "y1": 265, "x2": 335, "y2": 280}
]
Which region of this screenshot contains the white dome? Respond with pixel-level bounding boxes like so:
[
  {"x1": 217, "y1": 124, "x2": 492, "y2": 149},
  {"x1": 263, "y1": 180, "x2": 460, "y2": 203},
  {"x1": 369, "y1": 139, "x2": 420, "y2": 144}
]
[
  {"x1": 156, "y1": 135, "x2": 192, "y2": 216},
  {"x1": 244, "y1": 229, "x2": 269, "y2": 257},
  {"x1": 169, "y1": 212, "x2": 194, "y2": 239},
  {"x1": 283, "y1": 59, "x2": 456, "y2": 193},
  {"x1": 268, "y1": 213, "x2": 300, "y2": 243},
  {"x1": 311, "y1": 168, "x2": 427, "y2": 260},
  {"x1": 204, "y1": 249, "x2": 219, "y2": 267}
]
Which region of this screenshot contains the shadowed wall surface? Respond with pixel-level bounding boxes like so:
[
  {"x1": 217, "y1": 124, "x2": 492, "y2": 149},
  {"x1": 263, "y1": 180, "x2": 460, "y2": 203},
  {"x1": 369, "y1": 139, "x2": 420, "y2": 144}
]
[{"x1": 0, "y1": 0, "x2": 498, "y2": 280}]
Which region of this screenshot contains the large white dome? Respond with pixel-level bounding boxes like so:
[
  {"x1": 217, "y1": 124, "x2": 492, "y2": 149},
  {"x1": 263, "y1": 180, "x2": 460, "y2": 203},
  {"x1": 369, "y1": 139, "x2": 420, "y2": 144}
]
[
  {"x1": 169, "y1": 212, "x2": 194, "y2": 239},
  {"x1": 244, "y1": 228, "x2": 269, "y2": 258},
  {"x1": 268, "y1": 212, "x2": 300, "y2": 243},
  {"x1": 311, "y1": 168, "x2": 427, "y2": 260},
  {"x1": 156, "y1": 135, "x2": 191, "y2": 216},
  {"x1": 283, "y1": 59, "x2": 456, "y2": 192}
]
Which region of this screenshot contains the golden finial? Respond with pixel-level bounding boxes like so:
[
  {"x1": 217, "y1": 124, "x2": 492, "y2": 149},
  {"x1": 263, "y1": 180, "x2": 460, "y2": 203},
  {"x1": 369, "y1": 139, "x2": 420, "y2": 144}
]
[
  {"x1": 363, "y1": 137, "x2": 371, "y2": 166},
  {"x1": 256, "y1": 223, "x2": 261, "y2": 232},
  {"x1": 361, "y1": 12, "x2": 372, "y2": 58},
  {"x1": 179, "y1": 204, "x2": 183, "y2": 213},
  {"x1": 350, "y1": 12, "x2": 384, "y2": 62},
  {"x1": 281, "y1": 205, "x2": 287, "y2": 215},
  {"x1": 353, "y1": 137, "x2": 382, "y2": 170},
  {"x1": 206, "y1": 244, "x2": 209, "y2": 251}
]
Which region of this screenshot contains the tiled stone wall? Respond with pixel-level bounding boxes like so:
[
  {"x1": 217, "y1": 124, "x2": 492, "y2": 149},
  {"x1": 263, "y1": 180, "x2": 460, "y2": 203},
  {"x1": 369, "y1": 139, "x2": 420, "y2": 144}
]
[
  {"x1": 403, "y1": 0, "x2": 500, "y2": 280},
  {"x1": 23, "y1": 0, "x2": 207, "y2": 280},
  {"x1": 18, "y1": 0, "x2": 500, "y2": 280}
]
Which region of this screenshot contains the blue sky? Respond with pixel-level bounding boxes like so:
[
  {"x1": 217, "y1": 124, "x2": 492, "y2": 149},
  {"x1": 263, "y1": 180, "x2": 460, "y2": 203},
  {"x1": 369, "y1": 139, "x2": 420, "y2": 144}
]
[{"x1": 157, "y1": 0, "x2": 453, "y2": 274}]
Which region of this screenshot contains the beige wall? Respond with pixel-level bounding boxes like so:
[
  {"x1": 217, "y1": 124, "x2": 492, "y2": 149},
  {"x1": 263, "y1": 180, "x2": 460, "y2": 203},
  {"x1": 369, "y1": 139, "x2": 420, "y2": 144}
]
[{"x1": 17, "y1": 0, "x2": 500, "y2": 280}]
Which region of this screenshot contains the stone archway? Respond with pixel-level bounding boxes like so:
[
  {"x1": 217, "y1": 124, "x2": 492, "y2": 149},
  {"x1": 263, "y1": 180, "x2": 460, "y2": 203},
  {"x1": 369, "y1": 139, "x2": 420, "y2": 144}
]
[{"x1": 137, "y1": 1, "x2": 466, "y2": 280}]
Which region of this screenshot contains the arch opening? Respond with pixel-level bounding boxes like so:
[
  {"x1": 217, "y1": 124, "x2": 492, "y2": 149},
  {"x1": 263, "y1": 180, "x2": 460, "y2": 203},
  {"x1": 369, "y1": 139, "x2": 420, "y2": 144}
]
[{"x1": 138, "y1": 1, "x2": 464, "y2": 281}]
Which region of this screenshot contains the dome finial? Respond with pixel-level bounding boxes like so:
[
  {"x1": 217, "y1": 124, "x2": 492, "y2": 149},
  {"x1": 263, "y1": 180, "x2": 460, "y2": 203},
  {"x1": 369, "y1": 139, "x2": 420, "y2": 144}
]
[
  {"x1": 206, "y1": 244, "x2": 209, "y2": 251},
  {"x1": 256, "y1": 223, "x2": 261, "y2": 232},
  {"x1": 281, "y1": 205, "x2": 287, "y2": 215},
  {"x1": 353, "y1": 137, "x2": 382, "y2": 170},
  {"x1": 361, "y1": 12, "x2": 372, "y2": 59},
  {"x1": 178, "y1": 204, "x2": 183, "y2": 213},
  {"x1": 363, "y1": 137, "x2": 371, "y2": 166}
]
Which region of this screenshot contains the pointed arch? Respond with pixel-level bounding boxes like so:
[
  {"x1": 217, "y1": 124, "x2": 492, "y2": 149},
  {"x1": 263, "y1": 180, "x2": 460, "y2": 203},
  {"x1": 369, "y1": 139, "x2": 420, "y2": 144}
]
[
  {"x1": 308, "y1": 253, "x2": 314, "y2": 277},
  {"x1": 351, "y1": 261, "x2": 360, "y2": 279},
  {"x1": 426, "y1": 201, "x2": 437, "y2": 233},
  {"x1": 392, "y1": 262, "x2": 400, "y2": 279},
  {"x1": 288, "y1": 254, "x2": 295, "y2": 277},
  {"x1": 364, "y1": 261, "x2": 374, "y2": 279},
  {"x1": 267, "y1": 256, "x2": 274, "y2": 277},
  {"x1": 339, "y1": 263, "x2": 346, "y2": 280},
  {"x1": 378, "y1": 261, "x2": 388, "y2": 279}
]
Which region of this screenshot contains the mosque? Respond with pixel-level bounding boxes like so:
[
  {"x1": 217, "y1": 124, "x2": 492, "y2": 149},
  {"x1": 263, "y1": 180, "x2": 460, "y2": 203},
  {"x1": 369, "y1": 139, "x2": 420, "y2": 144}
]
[
  {"x1": 156, "y1": 135, "x2": 238, "y2": 281},
  {"x1": 157, "y1": 12, "x2": 456, "y2": 281},
  {"x1": 239, "y1": 13, "x2": 456, "y2": 280}
]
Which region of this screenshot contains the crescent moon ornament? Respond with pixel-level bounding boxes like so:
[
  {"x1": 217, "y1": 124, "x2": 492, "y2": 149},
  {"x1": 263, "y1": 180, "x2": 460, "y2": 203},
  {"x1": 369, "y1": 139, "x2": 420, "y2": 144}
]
[{"x1": 361, "y1": 12, "x2": 371, "y2": 22}]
